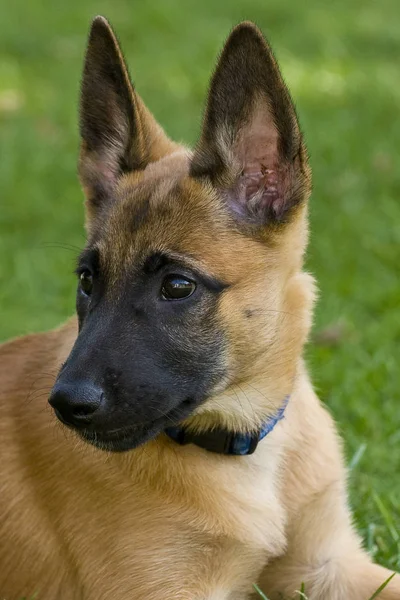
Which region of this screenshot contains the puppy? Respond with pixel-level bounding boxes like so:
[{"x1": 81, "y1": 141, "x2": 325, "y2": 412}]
[{"x1": 0, "y1": 17, "x2": 398, "y2": 600}]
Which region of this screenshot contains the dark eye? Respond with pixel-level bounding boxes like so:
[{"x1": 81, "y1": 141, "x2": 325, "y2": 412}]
[
  {"x1": 79, "y1": 270, "x2": 93, "y2": 296},
  {"x1": 161, "y1": 275, "x2": 196, "y2": 300}
]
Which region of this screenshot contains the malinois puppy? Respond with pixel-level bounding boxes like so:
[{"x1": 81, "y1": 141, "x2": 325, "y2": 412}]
[{"x1": 0, "y1": 16, "x2": 398, "y2": 600}]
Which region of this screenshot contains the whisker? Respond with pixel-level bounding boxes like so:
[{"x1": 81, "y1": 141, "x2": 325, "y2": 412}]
[
  {"x1": 236, "y1": 383, "x2": 258, "y2": 426},
  {"x1": 39, "y1": 242, "x2": 83, "y2": 253},
  {"x1": 230, "y1": 386, "x2": 247, "y2": 422}
]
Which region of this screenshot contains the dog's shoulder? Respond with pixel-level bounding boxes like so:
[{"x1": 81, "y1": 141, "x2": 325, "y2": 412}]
[{"x1": 0, "y1": 318, "x2": 77, "y2": 394}]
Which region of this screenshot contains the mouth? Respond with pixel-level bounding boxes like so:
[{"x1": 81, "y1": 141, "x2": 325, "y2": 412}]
[
  {"x1": 76, "y1": 398, "x2": 199, "y2": 452},
  {"x1": 80, "y1": 421, "x2": 164, "y2": 452}
]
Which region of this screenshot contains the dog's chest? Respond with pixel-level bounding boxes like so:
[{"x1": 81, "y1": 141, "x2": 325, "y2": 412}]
[
  {"x1": 73, "y1": 496, "x2": 281, "y2": 600},
  {"x1": 70, "y1": 440, "x2": 287, "y2": 599}
]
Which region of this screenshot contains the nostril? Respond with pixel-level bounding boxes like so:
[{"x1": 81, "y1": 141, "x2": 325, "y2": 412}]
[
  {"x1": 70, "y1": 403, "x2": 97, "y2": 423},
  {"x1": 54, "y1": 406, "x2": 93, "y2": 427},
  {"x1": 73, "y1": 399, "x2": 101, "y2": 417},
  {"x1": 49, "y1": 382, "x2": 104, "y2": 429},
  {"x1": 75, "y1": 408, "x2": 92, "y2": 418}
]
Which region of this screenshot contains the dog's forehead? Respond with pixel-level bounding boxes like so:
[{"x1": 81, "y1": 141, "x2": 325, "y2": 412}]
[
  {"x1": 89, "y1": 153, "x2": 270, "y2": 285},
  {"x1": 125, "y1": 149, "x2": 192, "y2": 188},
  {"x1": 92, "y1": 151, "x2": 236, "y2": 279}
]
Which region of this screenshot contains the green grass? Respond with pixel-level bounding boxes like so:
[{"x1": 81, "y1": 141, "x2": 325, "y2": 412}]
[
  {"x1": 254, "y1": 573, "x2": 397, "y2": 599},
  {"x1": 0, "y1": 0, "x2": 399, "y2": 579}
]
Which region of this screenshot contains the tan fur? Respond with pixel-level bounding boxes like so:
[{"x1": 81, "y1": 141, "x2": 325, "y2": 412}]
[{"x1": 1, "y1": 20, "x2": 399, "y2": 600}]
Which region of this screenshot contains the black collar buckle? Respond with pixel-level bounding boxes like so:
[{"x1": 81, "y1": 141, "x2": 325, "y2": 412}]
[{"x1": 167, "y1": 427, "x2": 260, "y2": 455}]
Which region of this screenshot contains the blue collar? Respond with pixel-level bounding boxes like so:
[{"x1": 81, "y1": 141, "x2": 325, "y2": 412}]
[{"x1": 165, "y1": 396, "x2": 289, "y2": 456}]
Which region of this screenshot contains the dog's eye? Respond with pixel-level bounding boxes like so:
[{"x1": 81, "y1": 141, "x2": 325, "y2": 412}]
[
  {"x1": 161, "y1": 275, "x2": 196, "y2": 300},
  {"x1": 79, "y1": 270, "x2": 93, "y2": 296}
]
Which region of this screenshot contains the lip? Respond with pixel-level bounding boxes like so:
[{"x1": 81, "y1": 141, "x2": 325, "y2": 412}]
[
  {"x1": 80, "y1": 427, "x2": 154, "y2": 452},
  {"x1": 75, "y1": 398, "x2": 200, "y2": 452},
  {"x1": 79, "y1": 421, "x2": 159, "y2": 452}
]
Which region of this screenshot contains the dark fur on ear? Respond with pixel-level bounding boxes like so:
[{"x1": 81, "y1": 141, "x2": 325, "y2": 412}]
[
  {"x1": 190, "y1": 22, "x2": 310, "y2": 225},
  {"x1": 79, "y1": 16, "x2": 175, "y2": 218}
]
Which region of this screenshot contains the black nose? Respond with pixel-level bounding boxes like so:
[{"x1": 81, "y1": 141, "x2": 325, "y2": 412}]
[{"x1": 49, "y1": 381, "x2": 103, "y2": 429}]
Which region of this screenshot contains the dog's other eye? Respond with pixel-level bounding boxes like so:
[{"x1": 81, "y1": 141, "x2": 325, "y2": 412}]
[
  {"x1": 79, "y1": 270, "x2": 93, "y2": 296},
  {"x1": 161, "y1": 275, "x2": 196, "y2": 300}
]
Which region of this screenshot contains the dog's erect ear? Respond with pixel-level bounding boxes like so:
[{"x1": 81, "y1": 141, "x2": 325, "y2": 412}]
[
  {"x1": 191, "y1": 22, "x2": 310, "y2": 226},
  {"x1": 79, "y1": 16, "x2": 175, "y2": 218}
]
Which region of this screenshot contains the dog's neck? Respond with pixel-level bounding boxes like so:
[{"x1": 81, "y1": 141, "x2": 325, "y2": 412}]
[
  {"x1": 179, "y1": 359, "x2": 301, "y2": 445},
  {"x1": 165, "y1": 395, "x2": 289, "y2": 455}
]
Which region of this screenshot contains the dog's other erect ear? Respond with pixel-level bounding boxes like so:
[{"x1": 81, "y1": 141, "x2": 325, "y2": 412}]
[
  {"x1": 79, "y1": 16, "x2": 175, "y2": 219},
  {"x1": 191, "y1": 22, "x2": 310, "y2": 226}
]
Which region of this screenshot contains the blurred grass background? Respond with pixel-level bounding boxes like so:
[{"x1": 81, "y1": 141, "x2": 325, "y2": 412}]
[{"x1": 0, "y1": 0, "x2": 399, "y2": 571}]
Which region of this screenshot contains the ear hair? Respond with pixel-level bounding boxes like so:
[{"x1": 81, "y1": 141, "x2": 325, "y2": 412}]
[
  {"x1": 191, "y1": 22, "x2": 310, "y2": 226},
  {"x1": 79, "y1": 16, "x2": 176, "y2": 220}
]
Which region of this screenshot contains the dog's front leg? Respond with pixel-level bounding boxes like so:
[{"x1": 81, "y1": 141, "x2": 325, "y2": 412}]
[
  {"x1": 255, "y1": 483, "x2": 400, "y2": 600},
  {"x1": 257, "y1": 553, "x2": 400, "y2": 600}
]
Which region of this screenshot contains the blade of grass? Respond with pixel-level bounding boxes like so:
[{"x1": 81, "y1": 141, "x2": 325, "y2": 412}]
[
  {"x1": 367, "y1": 522, "x2": 377, "y2": 556},
  {"x1": 348, "y1": 443, "x2": 367, "y2": 471},
  {"x1": 253, "y1": 583, "x2": 270, "y2": 599},
  {"x1": 367, "y1": 572, "x2": 396, "y2": 600},
  {"x1": 373, "y1": 492, "x2": 400, "y2": 543},
  {"x1": 296, "y1": 582, "x2": 309, "y2": 598}
]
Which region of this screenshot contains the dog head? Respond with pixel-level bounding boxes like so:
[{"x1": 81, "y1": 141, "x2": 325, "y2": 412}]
[{"x1": 49, "y1": 17, "x2": 314, "y2": 451}]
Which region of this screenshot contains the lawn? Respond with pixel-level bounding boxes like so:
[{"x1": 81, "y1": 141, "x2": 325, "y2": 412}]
[{"x1": 0, "y1": 0, "x2": 399, "y2": 577}]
